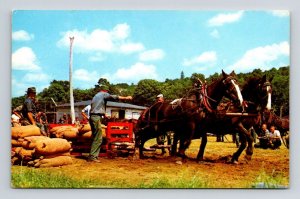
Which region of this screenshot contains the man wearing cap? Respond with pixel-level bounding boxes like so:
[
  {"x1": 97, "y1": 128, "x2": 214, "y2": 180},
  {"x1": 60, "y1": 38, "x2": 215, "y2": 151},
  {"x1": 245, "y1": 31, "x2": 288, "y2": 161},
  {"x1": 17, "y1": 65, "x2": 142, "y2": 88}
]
[
  {"x1": 87, "y1": 85, "x2": 133, "y2": 163},
  {"x1": 156, "y1": 94, "x2": 164, "y2": 103},
  {"x1": 21, "y1": 87, "x2": 47, "y2": 136}
]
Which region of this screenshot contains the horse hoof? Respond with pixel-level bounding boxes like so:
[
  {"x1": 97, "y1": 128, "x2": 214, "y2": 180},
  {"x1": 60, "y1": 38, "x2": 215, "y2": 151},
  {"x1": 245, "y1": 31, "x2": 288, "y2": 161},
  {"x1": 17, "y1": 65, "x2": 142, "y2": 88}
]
[
  {"x1": 232, "y1": 160, "x2": 239, "y2": 165},
  {"x1": 176, "y1": 160, "x2": 183, "y2": 165},
  {"x1": 245, "y1": 154, "x2": 252, "y2": 161}
]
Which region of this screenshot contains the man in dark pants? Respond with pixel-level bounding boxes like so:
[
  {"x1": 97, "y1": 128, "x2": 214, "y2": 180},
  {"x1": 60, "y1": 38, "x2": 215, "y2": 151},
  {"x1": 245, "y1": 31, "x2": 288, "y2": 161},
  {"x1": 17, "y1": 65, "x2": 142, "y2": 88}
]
[
  {"x1": 87, "y1": 85, "x2": 132, "y2": 163},
  {"x1": 21, "y1": 87, "x2": 47, "y2": 136}
]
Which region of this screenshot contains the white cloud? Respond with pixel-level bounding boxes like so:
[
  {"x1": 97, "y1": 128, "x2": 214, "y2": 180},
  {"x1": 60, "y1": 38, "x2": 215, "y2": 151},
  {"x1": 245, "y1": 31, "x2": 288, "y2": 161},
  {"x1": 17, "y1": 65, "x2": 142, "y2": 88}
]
[
  {"x1": 73, "y1": 68, "x2": 99, "y2": 83},
  {"x1": 270, "y1": 10, "x2": 289, "y2": 17},
  {"x1": 12, "y1": 30, "x2": 34, "y2": 41},
  {"x1": 22, "y1": 72, "x2": 51, "y2": 83},
  {"x1": 57, "y1": 23, "x2": 144, "y2": 54},
  {"x1": 139, "y1": 49, "x2": 165, "y2": 61},
  {"x1": 111, "y1": 23, "x2": 130, "y2": 40},
  {"x1": 113, "y1": 62, "x2": 158, "y2": 82},
  {"x1": 208, "y1": 11, "x2": 244, "y2": 27},
  {"x1": 210, "y1": 29, "x2": 220, "y2": 39},
  {"x1": 12, "y1": 47, "x2": 41, "y2": 70},
  {"x1": 57, "y1": 29, "x2": 114, "y2": 52},
  {"x1": 119, "y1": 43, "x2": 145, "y2": 54},
  {"x1": 228, "y1": 41, "x2": 290, "y2": 72},
  {"x1": 183, "y1": 51, "x2": 217, "y2": 67}
]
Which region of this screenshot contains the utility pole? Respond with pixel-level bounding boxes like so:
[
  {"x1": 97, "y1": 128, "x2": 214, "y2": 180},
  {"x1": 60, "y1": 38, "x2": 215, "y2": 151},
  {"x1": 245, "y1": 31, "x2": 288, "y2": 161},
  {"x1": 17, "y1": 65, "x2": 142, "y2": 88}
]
[{"x1": 69, "y1": 36, "x2": 75, "y2": 124}]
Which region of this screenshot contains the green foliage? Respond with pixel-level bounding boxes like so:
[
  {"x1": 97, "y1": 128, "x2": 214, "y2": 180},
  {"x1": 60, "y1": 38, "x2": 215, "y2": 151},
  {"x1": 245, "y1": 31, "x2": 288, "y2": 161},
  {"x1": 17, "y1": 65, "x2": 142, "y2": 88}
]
[
  {"x1": 39, "y1": 80, "x2": 70, "y2": 104},
  {"x1": 11, "y1": 96, "x2": 25, "y2": 110},
  {"x1": 133, "y1": 79, "x2": 162, "y2": 106}
]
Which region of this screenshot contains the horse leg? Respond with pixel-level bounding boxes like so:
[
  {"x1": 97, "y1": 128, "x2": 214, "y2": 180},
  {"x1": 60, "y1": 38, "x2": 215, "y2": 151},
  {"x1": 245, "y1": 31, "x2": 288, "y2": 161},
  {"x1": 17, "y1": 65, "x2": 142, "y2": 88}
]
[
  {"x1": 178, "y1": 123, "x2": 195, "y2": 162},
  {"x1": 156, "y1": 134, "x2": 166, "y2": 155},
  {"x1": 167, "y1": 132, "x2": 172, "y2": 154},
  {"x1": 232, "y1": 132, "x2": 247, "y2": 164},
  {"x1": 196, "y1": 132, "x2": 207, "y2": 162},
  {"x1": 171, "y1": 133, "x2": 179, "y2": 156},
  {"x1": 139, "y1": 138, "x2": 147, "y2": 159}
]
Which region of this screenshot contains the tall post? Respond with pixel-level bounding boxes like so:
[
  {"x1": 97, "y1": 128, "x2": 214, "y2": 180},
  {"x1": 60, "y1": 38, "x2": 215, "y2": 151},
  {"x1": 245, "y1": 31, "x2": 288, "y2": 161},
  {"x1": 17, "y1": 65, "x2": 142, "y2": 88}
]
[{"x1": 69, "y1": 37, "x2": 75, "y2": 124}]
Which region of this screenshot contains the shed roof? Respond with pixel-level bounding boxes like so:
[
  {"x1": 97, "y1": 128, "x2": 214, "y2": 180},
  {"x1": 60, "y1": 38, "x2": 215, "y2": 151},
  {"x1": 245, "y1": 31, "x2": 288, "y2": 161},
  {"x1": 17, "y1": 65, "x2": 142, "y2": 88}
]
[{"x1": 57, "y1": 100, "x2": 147, "y2": 110}]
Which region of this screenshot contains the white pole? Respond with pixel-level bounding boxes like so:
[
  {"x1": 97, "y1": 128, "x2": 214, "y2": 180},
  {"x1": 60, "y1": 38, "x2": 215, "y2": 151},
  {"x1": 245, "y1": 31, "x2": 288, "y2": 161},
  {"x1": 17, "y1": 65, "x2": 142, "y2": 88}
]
[{"x1": 69, "y1": 37, "x2": 75, "y2": 124}]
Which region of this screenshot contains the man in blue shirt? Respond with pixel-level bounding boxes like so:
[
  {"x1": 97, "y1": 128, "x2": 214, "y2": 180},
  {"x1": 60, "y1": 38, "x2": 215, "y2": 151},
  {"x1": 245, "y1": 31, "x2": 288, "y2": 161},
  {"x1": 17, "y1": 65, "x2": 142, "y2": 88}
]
[{"x1": 87, "y1": 85, "x2": 132, "y2": 162}]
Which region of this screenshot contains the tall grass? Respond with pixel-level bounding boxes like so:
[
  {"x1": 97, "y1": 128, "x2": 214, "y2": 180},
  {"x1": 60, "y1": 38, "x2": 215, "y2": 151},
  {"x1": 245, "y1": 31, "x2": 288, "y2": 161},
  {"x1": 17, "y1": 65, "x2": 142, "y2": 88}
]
[
  {"x1": 11, "y1": 167, "x2": 210, "y2": 188},
  {"x1": 12, "y1": 168, "x2": 99, "y2": 188},
  {"x1": 251, "y1": 169, "x2": 288, "y2": 189}
]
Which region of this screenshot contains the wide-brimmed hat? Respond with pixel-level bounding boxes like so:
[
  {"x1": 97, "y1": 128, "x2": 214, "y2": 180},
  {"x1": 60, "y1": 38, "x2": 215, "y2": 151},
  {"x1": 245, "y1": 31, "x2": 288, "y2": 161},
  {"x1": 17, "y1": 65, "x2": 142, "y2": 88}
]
[
  {"x1": 26, "y1": 87, "x2": 36, "y2": 94},
  {"x1": 157, "y1": 94, "x2": 163, "y2": 98}
]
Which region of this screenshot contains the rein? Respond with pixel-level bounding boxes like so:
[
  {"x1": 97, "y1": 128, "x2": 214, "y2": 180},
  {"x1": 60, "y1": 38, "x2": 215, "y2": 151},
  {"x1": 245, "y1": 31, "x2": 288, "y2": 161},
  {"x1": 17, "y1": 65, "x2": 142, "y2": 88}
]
[{"x1": 202, "y1": 83, "x2": 218, "y2": 113}]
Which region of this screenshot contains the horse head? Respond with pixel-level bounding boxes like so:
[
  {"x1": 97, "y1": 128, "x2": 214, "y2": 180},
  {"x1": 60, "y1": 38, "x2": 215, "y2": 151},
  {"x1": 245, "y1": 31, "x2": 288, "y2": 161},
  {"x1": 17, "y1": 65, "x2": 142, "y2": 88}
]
[
  {"x1": 242, "y1": 75, "x2": 273, "y2": 111},
  {"x1": 204, "y1": 70, "x2": 243, "y2": 112},
  {"x1": 258, "y1": 75, "x2": 273, "y2": 111}
]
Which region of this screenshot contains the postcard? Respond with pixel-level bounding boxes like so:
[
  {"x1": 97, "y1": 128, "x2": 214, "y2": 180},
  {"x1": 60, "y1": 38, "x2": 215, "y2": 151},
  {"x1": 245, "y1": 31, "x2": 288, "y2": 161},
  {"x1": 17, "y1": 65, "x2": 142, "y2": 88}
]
[{"x1": 11, "y1": 10, "x2": 289, "y2": 188}]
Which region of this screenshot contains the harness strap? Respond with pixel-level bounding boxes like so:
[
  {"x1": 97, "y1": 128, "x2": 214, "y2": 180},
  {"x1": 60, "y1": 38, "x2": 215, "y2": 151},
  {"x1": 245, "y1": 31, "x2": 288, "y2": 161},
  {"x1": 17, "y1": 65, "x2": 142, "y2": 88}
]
[{"x1": 202, "y1": 84, "x2": 214, "y2": 113}]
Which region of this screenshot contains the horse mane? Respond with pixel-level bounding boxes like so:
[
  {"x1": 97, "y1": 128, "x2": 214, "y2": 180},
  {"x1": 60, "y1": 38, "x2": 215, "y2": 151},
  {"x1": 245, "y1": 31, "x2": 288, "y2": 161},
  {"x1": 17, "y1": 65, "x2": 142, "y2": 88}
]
[{"x1": 242, "y1": 77, "x2": 261, "y2": 100}]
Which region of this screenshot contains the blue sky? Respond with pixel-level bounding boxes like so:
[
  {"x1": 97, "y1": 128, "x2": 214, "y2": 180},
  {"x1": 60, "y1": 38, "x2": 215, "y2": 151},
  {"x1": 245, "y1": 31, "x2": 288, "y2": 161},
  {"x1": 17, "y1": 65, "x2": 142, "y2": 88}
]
[{"x1": 12, "y1": 10, "x2": 290, "y2": 97}]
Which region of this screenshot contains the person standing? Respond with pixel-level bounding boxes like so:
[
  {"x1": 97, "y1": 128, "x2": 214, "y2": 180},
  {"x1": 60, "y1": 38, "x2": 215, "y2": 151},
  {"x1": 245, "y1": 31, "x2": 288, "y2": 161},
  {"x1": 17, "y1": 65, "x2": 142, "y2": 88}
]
[
  {"x1": 87, "y1": 85, "x2": 132, "y2": 163},
  {"x1": 21, "y1": 87, "x2": 47, "y2": 136},
  {"x1": 156, "y1": 94, "x2": 164, "y2": 103}
]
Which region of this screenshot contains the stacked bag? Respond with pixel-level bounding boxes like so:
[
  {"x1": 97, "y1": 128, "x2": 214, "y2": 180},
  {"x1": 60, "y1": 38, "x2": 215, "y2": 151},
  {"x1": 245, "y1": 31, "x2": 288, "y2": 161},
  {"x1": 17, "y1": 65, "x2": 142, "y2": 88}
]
[
  {"x1": 11, "y1": 125, "x2": 73, "y2": 168},
  {"x1": 49, "y1": 124, "x2": 106, "y2": 139}
]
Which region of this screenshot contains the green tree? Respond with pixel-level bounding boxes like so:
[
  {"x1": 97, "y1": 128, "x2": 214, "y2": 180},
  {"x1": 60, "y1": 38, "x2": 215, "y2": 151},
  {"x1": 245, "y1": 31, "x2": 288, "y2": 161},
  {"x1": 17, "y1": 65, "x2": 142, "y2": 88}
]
[
  {"x1": 133, "y1": 79, "x2": 162, "y2": 106},
  {"x1": 39, "y1": 80, "x2": 70, "y2": 104}
]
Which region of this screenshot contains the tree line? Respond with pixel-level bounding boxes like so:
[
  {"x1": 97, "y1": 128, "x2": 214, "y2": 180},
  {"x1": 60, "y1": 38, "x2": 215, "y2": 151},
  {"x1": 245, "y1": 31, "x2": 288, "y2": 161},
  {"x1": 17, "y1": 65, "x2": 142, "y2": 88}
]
[{"x1": 12, "y1": 66, "x2": 289, "y2": 117}]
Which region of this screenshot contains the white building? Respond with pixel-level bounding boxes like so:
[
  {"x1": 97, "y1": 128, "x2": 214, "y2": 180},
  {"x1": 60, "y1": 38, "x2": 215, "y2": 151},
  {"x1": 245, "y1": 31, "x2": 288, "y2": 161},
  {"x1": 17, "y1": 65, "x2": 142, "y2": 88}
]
[{"x1": 55, "y1": 100, "x2": 147, "y2": 123}]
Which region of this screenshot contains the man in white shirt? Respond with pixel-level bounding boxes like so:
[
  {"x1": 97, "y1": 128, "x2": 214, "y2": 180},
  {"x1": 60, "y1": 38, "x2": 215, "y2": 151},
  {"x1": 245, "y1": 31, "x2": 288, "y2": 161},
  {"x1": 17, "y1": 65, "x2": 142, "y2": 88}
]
[{"x1": 267, "y1": 125, "x2": 282, "y2": 149}]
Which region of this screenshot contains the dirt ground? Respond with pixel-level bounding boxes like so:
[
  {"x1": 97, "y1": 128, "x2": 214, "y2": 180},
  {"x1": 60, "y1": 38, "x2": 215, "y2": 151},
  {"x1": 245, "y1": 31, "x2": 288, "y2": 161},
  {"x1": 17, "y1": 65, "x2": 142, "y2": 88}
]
[{"x1": 22, "y1": 136, "x2": 288, "y2": 188}]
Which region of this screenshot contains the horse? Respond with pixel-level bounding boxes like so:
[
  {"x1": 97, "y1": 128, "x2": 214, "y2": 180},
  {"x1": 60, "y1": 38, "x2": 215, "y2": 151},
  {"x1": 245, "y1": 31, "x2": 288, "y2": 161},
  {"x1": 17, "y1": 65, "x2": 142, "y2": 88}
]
[
  {"x1": 135, "y1": 70, "x2": 244, "y2": 160},
  {"x1": 195, "y1": 74, "x2": 273, "y2": 164}
]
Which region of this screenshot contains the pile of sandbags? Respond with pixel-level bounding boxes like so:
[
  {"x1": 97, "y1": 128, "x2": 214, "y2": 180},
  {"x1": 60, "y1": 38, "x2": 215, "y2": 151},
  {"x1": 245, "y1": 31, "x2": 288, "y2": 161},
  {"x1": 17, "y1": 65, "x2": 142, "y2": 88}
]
[
  {"x1": 28, "y1": 138, "x2": 72, "y2": 168},
  {"x1": 49, "y1": 124, "x2": 106, "y2": 139},
  {"x1": 11, "y1": 126, "x2": 73, "y2": 168}
]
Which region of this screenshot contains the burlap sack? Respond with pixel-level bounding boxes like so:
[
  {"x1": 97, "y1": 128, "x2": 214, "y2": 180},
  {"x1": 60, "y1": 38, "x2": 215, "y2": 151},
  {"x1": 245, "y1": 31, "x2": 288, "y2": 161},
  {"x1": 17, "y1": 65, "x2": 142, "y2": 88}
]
[
  {"x1": 79, "y1": 131, "x2": 92, "y2": 139},
  {"x1": 62, "y1": 129, "x2": 78, "y2": 139},
  {"x1": 11, "y1": 125, "x2": 41, "y2": 139},
  {"x1": 11, "y1": 139, "x2": 23, "y2": 147},
  {"x1": 78, "y1": 127, "x2": 106, "y2": 139},
  {"x1": 50, "y1": 126, "x2": 78, "y2": 138},
  {"x1": 18, "y1": 148, "x2": 34, "y2": 159},
  {"x1": 34, "y1": 156, "x2": 73, "y2": 168},
  {"x1": 22, "y1": 136, "x2": 50, "y2": 149},
  {"x1": 77, "y1": 124, "x2": 91, "y2": 133},
  {"x1": 37, "y1": 152, "x2": 71, "y2": 160},
  {"x1": 34, "y1": 138, "x2": 71, "y2": 156}
]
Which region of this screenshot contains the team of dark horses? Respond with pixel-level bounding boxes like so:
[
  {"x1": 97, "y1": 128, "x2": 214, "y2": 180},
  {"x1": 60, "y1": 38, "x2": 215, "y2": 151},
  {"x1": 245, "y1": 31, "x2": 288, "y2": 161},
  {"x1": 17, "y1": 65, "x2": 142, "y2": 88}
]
[{"x1": 134, "y1": 70, "x2": 288, "y2": 164}]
